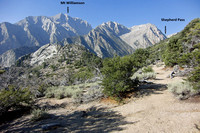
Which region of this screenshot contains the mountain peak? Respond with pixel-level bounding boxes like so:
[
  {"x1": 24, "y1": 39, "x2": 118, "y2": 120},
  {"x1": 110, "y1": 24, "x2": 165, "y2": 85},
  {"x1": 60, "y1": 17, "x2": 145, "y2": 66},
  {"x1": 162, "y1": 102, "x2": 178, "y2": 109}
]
[
  {"x1": 0, "y1": 14, "x2": 92, "y2": 55},
  {"x1": 121, "y1": 23, "x2": 167, "y2": 49},
  {"x1": 51, "y1": 13, "x2": 69, "y2": 23},
  {"x1": 96, "y1": 21, "x2": 130, "y2": 36},
  {"x1": 101, "y1": 21, "x2": 122, "y2": 27},
  {"x1": 53, "y1": 13, "x2": 68, "y2": 18},
  {"x1": 131, "y1": 23, "x2": 156, "y2": 29}
]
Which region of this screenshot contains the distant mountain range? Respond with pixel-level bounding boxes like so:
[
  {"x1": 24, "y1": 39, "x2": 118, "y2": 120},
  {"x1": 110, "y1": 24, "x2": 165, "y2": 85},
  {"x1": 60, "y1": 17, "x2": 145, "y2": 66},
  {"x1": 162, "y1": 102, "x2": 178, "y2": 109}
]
[
  {"x1": 0, "y1": 13, "x2": 92, "y2": 55},
  {"x1": 0, "y1": 13, "x2": 167, "y2": 67},
  {"x1": 64, "y1": 21, "x2": 166, "y2": 58}
]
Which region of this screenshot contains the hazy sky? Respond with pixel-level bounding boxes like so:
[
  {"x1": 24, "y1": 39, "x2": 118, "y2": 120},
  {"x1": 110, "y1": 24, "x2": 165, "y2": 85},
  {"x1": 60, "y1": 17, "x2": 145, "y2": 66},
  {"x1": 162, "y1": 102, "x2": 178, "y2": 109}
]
[{"x1": 0, "y1": 0, "x2": 199, "y2": 35}]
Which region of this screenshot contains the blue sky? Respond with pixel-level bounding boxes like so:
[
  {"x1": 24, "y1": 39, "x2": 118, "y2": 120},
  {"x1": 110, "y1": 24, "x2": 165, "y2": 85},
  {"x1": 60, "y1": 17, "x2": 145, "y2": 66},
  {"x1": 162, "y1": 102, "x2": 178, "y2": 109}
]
[{"x1": 0, "y1": 0, "x2": 199, "y2": 35}]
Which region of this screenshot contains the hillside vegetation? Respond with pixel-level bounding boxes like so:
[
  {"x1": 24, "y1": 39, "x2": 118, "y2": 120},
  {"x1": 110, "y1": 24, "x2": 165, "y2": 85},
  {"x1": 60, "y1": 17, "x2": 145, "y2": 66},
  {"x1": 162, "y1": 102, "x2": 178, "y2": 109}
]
[
  {"x1": 101, "y1": 18, "x2": 200, "y2": 100},
  {"x1": 148, "y1": 18, "x2": 200, "y2": 92},
  {"x1": 0, "y1": 44, "x2": 103, "y2": 118},
  {"x1": 0, "y1": 18, "x2": 199, "y2": 124}
]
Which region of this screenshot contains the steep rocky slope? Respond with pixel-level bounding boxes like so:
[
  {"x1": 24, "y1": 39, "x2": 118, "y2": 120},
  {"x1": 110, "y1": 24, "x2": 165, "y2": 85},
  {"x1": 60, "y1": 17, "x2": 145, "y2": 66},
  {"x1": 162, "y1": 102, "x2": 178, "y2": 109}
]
[
  {"x1": 0, "y1": 15, "x2": 166, "y2": 67},
  {"x1": 0, "y1": 13, "x2": 92, "y2": 55},
  {"x1": 0, "y1": 46, "x2": 39, "y2": 67},
  {"x1": 64, "y1": 22, "x2": 134, "y2": 58},
  {"x1": 64, "y1": 22, "x2": 166, "y2": 58},
  {"x1": 0, "y1": 43, "x2": 102, "y2": 91},
  {"x1": 120, "y1": 23, "x2": 166, "y2": 49}
]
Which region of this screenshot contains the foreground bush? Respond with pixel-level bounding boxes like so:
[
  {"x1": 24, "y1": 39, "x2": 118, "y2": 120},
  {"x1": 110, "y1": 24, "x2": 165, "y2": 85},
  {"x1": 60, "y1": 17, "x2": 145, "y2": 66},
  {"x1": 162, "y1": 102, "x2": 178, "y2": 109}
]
[
  {"x1": 73, "y1": 67, "x2": 94, "y2": 83},
  {"x1": 168, "y1": 81, "x2": 199, "y2": 100},
  {"x1": 131, "y1": 72, "x2": 156, "y2": 81},
  {"x1": 101, "y1": 56, "x2": 136, "y2": 100},
  {"x1": 0, "y1": 86, "x2": 33, "y2": 115},
  {"x1": 31, "y1": 109, "x2": 50, "y2": 121},
  {"x1": 101, "y1": 49, "x2": 149, "y2": 100},
  {"x1": 131, "y1": 66, "x2": 156, "y2": 81},
  {"x1": 142, "y1": 66, "x2": 154, "y2": 73},
  {"x1": 45, "y1": 86, "x2": 82, "y2": 99},
  {"x1": 188, "y1": 66, "x2": 200, "y2": 90}
]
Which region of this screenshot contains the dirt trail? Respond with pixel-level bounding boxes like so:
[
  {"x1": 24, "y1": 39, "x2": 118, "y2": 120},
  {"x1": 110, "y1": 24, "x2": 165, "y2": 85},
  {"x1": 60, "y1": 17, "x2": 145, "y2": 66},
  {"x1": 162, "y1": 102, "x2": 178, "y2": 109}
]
[
  {"x1": 112, "y1": 65, "x2": 200, "y2": 133},
  {"x1": 1, "y1": 65, "x2": 200, "y2": 133}
]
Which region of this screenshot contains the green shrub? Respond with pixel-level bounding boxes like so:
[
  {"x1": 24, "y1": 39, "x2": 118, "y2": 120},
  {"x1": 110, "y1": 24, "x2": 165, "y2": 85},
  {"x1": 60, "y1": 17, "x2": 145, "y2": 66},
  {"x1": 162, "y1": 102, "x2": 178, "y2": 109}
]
[
  {"x1": 50, "y1": 65, "x2": 56, "y2": 71},
  {"x1": 101, "y1": 49, "x2": 149, "y2": 100},
  {"x1": 162, "y1": 38, "x2": 183, "y2": 66},
  {"x1": 101, "y1": 56, "x2": 136, "y2": 100},
  {"x1": 161, "y1": 19, "x2": 200, "y2": 67},
  {"x1": 74, "y1": 60, "x2": 83, "y2": 67},
  {"x1": 36, "y1": 84, "x2": 49, "y2": 97},
  {"x1": 142, "y1": 66, "x2": 154, "y2": 73},
  {"x1": 16, "y1": 60, "x2": 22, "y2": 67},
  {"x1": 192, "y1": 43, "x2": 200, "y2": 66},
  {"x1": 188, "y1": 66, "x2": 200, "y2": 90},
  {"x1": 31, "y1": 109, "x2": 49, "y2": 121},
  {"x1": 74, "y1": 67, "x2": 94, "y2": 82},
  {"x1": 0, "y1": 86, "x2": 33, "y2": 115},
  {"x1": 42, "y1": 62, "x2": 47, "y2": 69},
  {"x1": 130, "y1": 48, "x2": 150, "y2": 68},
  {"x1": 0, "y1": 70, "x2": 5, "y2": 74},
  {"x1": 177, "y1": 53, "x2": 192, "y2": 66},
  {"x1": 66, "y1": 59, "x2": 71, "y2": 65}
]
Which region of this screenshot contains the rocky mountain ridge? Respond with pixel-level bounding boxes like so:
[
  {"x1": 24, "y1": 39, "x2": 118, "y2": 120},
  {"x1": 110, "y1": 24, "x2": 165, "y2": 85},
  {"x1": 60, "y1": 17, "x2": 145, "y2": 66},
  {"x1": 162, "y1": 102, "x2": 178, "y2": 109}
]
[
  {"x1": 120, "y1": 23, "x2": 166, "y2": 49},
  {"x1": 0, "y1": 46, "x2": 39, "y2": 67},
  {"x1": 0, "y1": 14, "x2": 167, "y2": 67},
  {"x1": 0, "y1": 13, "x2": 92, "y2": 55},
  {"x1": 0, "y1": 43, "x2": 102, "y2": 90},
  {"x1": 64, "y1": 21, "x2": 166, "y2": 58}
]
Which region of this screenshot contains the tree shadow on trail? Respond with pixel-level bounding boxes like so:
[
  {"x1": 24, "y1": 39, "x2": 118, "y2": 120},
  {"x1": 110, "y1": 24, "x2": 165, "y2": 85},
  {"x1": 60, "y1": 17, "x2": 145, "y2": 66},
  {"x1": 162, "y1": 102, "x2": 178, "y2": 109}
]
[
  {"x1": 2, "y1": 106, "x2": 135, "y2": 133},
  {"x1": 134, "y1": 82, "x2": 167, "y2": 98}
]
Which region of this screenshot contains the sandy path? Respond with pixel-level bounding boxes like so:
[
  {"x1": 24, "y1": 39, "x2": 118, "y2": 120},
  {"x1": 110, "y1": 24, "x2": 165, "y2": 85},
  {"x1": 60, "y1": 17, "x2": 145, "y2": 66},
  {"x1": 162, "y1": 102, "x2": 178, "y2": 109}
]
[
  {"x1": 1, "y1": 65, "x2": 200, "y2": 133},
  {"x1": 112, "y1": 65, "x2": 200, "y2": 133}
]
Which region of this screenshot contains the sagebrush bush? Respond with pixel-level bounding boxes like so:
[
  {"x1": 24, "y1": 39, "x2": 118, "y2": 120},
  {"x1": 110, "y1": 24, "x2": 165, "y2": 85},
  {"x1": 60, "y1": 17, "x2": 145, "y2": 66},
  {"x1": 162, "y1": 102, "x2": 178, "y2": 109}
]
[
  {"x1": 131, "y1": 72, "x2": 156, "y2": 80},
  {"x1": 168, "y1": 81, "x2": 199, "y2": 100},
  {"x1": 45, "y1": 86, "x2": 82, "y2": 99},
  {"x1": 31, "y1": 109, "x2": 49, "y2": 121},
  {"x1": 142, "y1": 66, "x2": 154, "y2": 73}
]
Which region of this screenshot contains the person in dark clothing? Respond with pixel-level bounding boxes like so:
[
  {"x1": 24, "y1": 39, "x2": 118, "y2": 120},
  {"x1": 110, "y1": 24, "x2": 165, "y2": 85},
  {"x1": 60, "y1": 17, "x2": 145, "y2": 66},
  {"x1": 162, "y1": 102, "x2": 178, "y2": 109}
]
[{"x1": 170, "y1": 71, "x2": 175, "y2": 79}]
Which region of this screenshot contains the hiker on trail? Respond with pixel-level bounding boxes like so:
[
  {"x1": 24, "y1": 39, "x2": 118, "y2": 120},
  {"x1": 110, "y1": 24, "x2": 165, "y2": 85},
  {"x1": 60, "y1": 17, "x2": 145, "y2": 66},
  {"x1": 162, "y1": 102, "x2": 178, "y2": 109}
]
[{"x1": 170, "y1": 71, "x2": 175, "y2": 79}]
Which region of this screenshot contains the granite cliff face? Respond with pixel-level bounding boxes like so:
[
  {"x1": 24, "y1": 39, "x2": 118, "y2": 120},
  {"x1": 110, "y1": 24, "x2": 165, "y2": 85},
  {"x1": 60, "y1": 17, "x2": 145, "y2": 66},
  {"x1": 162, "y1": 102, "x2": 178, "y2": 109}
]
[
  {"x1": 120, "y1": 23, "x2": 167, "y2": 49},
  {"x1": 30, "y1": 44, "x2": 62, "y2": 66},
  {"x1": 64, "y1": 21, "x2": 134, "y2": 58},
  {"x1": 63, "y1": 22, "x2": 166, "y2": 58},
  {"x1": 0, "y1": 46, "x2": 39, "y2": 67},
  {"x1": 0, "y1": 13, "x2": 92, "y2": 55}
]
